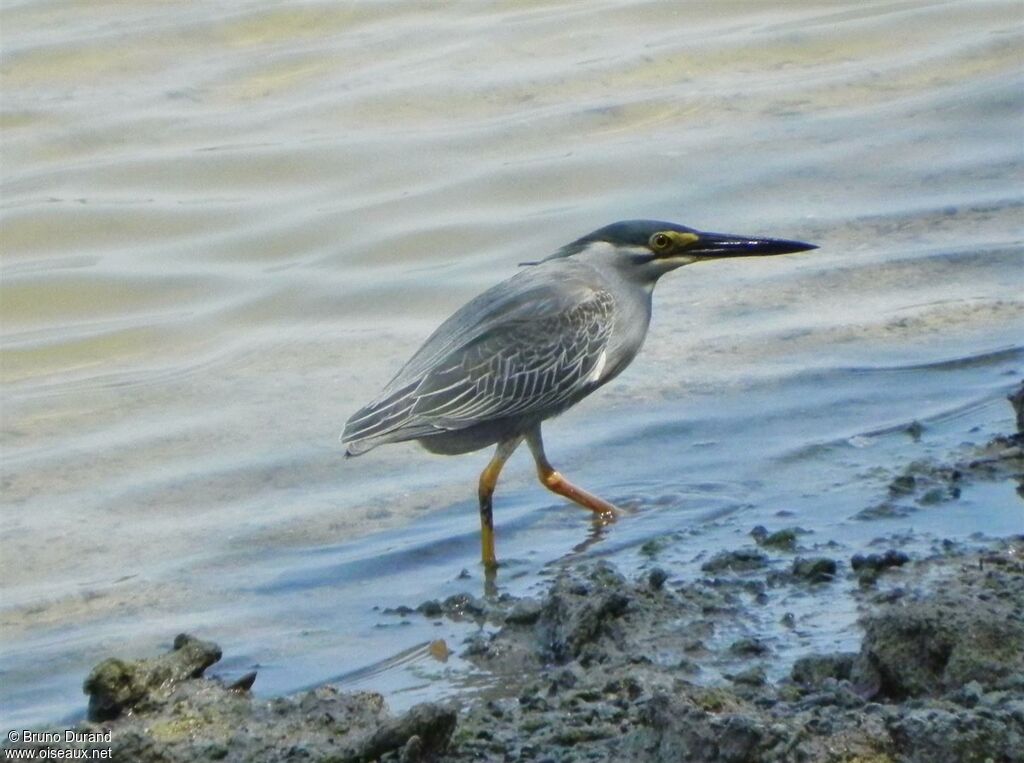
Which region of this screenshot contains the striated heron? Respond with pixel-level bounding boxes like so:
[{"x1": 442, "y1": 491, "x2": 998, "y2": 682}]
[{"x1": 343, "y1": 220, "x2": 816, "y2": 567}]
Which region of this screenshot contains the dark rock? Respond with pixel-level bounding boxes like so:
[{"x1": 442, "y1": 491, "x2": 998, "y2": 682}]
[
  {"x1": 416, "y1": 599, "x2": 443, "y2": 618},
  {"x1": 887, "y1": 461, "x2": 963, "y2": 505},
  {"x1": 442, "y1": 593, "x2": 487, "y2": 619},
  {"x1": 947, "y1": 680, "x2": 984, "y2": 708},
  {"x1": 700, "y1": 549, "x2": 768, "y2": 573},
  {"x1": 854, "y1": 501, "x2": 914, "y2": 520},
  {"x1": 639, "y1": 538, "x2": 669, "y2": 558},
  {"x1": 349, "y1": 701, "x2": 456, "y2": 762},
  {"x1": 729, "y1": 638, "x2": 769, "y2": 656},
  {"x1": 504, "y1": 598, "x2": 542, "y2": 626},
  {"x1": 791, "y1": 653, "x2": 855, "y2": 689},
  {"x1": 790, "y1": 557, "x2": 837, "y2": 583},
  {"x1": 906, "y1": 420, "x2": 925, "y2": 440},
  {"x1": 887, "y1": 702, "x2": 1024, "y2": 763},
  {"x1": 853, "y1": 549, "x2": 910, "y2": 585},
  {"x1": 83, "y1": 633, "x2": 221, "y2": 721},
  {"x1": 538, "y1": 563, "x2": 631, "y2": 663},
  {"x1": 1009, "y1": 381, "x2": 1024, "y2": 435},
  {"x1": 851, "y1": 549, "x2": 910, "y2": 572},
  {"x1": 398, "y1": 734, "x2": 423, "y2": 762},
  {"x1": 716, "y1": 715, "x2": 766, "y2": 762},
  {"x1": 889, "y1": 474, "x2": 917, "y2": 494},
  {"x1": 852, "y1": 554, "x2": 1024, "y2": 699},
  {"x1": 227, "y1": 671, "x2": 257, "y2": 692},
  {"x1": 462, "y1": 632, "x2": 490, "y2": 657},
  {"x1": 750, "y1": 526, "x2": 801, "y2": 551},
  {"x1": 14, "y1": 633, "x2": 460, "y2": 763},
  {"x1": 648, "y1": 567, "x2": 669, "y2": 591},
  {"x1": 729, "y1": 667, "x2": 767, "y2": 686}
]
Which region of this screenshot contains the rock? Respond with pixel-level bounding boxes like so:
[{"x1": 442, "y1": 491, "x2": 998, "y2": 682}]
[
  {"x1": 538, "y1": 563, "x2": 631, "y2": 663},
  {"x1": 750, "y1": 526, "x2": 801, "y2": 551},
  {"x1": 15, "y1": 525, "x2": 1024, "y2": 763},
  {"x1": 729, "y1": 667, "x2": 767, "y2": 686},
  {"x1": 416, "y1": 599, "x2": 443, "y2": 618},
  {"x1": 648, "y1": 567, "x2": 669, "y2": 591},
  {"x1": 905, "y1": 420, "x2": 925, "y2": 440},
  {"x1": 886, "y1": 461, "x2": 962, "y2": 504},
  {"x1": 791, "y1": 653, "x2": 855, "y2": 689},
  {"x1": 715, "y1": 715, "x2": 766, "y2": 762},
  {"x1": 700, "y1": 549, "x2": 768, "y2": 573},
  {"x1": 441, "y1": 593, "x2": 487, "y2": 619},
  {"x1": 851, "y1": 549, "x2": 910, "y2": 572},
  {"x1": 852, "y1": 551, "x2": 1024, "y2": 699},
  {"x1": 348, "y1": 701, "x2": 456, "y2": 762},
  {"x1": 790, "y1": 557, "x2": 837, "y2": 583},
  {"x1": 887, "y1": 702, "x2": 1024, "y2": 763},
  {"x1": 852, "y1": 549, "x2": 910, "y2": 585},
  {"x1": 17, "y1": 635, "x2": 456, "y2": 763},
  {"x1": 83, "y1": 633, "x2": 221, "y2": 721},
  {"x1": 729, "y1": 638, "x2": 769, "y2": 656},
  {"x1": 1009, "y1": 381, "x2": 1024, "y2": 435},
  {"x1": 227, "y1": 671, "x2": 257, "y2": 692},
  {"x1": 504, "y1": 598, "x2": 542, "y2": 626}
]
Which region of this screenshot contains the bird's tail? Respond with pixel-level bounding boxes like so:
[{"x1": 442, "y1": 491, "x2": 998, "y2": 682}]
[{"x1": 342, "y1": 438, "x2": 377, "y2": 458}]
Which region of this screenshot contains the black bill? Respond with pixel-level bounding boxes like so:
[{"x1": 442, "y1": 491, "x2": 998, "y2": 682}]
[{"x1": 692, "y1": 231, "x2": 818, "y2": 258}]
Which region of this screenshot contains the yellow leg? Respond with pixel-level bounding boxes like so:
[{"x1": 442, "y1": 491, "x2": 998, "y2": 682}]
[
  {"x1": 477, "y1": 437, "x2": 522, "y2": 569},
  {"x1": 526, "y1": 426, "x2": 619, "y2": 521}
]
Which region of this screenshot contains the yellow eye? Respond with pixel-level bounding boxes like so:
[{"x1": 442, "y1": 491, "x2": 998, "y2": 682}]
[{"x1": 650, "y1": 232, "x2": 672, "y2": 251}]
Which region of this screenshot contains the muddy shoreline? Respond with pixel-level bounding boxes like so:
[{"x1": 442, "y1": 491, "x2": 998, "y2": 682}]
[{"x1": 7, "y1": 385, "x2": 1022, "y2": 762}]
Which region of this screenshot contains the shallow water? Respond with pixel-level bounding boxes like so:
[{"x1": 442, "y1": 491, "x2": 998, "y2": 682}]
[{"x1": 2, "y1": 0, "x2": 1022, "y2": 728}]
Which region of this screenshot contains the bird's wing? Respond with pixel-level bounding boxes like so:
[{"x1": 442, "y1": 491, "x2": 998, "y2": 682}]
[{"x1": 343, "y1": 265, "x2": 616, "y2": 451}]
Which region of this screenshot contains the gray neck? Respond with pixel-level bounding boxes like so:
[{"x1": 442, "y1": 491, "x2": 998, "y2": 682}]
[{"x1": 563, "y1": 243, "x2": 662, "y2": 383}]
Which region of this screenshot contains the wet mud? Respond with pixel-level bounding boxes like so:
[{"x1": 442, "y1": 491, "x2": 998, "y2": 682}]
[{"x1": 7, "y1": 385, "x2": 1023, "y2": 762}]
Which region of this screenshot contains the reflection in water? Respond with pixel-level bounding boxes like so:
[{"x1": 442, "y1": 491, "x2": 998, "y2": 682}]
[
  {"x1": 2, "y1": 0, "x2": 1023, "y2": 727},
  {"x1": 483, "y1": 566, "x2": 499, "y2": 600},
  {"x1": 570, "y1": 519, "x2": 615, "y2": 560},
  {"x1": 484, "y1": 513, "x2": 614, "y2": 598}
]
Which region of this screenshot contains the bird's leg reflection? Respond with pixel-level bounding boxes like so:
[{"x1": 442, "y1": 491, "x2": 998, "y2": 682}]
[
  {"x1": 481, "y1": 510, "x2": 611, "y2": 598},
  {"x1": 482, "y1": 564, "x2": 499, "y2": 599},
  {"x1": 571, "y1": 516, "x2": 613, "y2": 556},
  {"x1": 526, "y1": 426, "x2": 620, "y2": 521}
]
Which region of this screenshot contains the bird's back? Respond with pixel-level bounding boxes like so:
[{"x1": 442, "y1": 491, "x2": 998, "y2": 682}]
[{"x1": 342, "y1": 259, "x2": 629, "y2": 456}]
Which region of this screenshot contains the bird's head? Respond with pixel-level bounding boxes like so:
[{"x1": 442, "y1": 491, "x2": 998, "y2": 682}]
[{"x1": 536, "y1": 220, "x2": 817, "y2": 284}]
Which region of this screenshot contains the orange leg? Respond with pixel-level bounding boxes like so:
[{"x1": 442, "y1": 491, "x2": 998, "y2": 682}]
[
  {"x1": 477, "y1": 437, "x2": 522, "y2": 569},
  {"x1": 526, "y1": 426, "x2": 619, "y2": 522}
]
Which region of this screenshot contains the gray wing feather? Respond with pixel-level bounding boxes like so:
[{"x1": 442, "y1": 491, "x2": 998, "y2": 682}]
[{"x1": 343, "y1": 264, "x2": 615, "y2": 452}]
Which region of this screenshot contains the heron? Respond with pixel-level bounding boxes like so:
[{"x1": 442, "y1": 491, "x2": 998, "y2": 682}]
[{"x1": 342, "y1": 220, "x2": 816, "y2": 568}]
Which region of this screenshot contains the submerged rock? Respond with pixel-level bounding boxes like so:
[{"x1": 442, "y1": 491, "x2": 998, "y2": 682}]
[
  {"x1": 700, "y1": 548, "x2": 768, "y2": 573},
  {"x1": 852, "y1": 549, "x2": 910, "y2": 585},
  {"x1": 750, "y1": 526, "x2": 802, "y2": 551},
  {"x1": 790, "y1": 556, "x2": 837, "y2": 583},
  {"x1": 851, "y1": 549, "x2": 910, "y2": 573}
]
